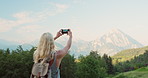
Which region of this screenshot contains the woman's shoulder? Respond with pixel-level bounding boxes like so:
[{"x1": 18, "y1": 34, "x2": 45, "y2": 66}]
[
  {"x1": 55, "y1": 50, "x2": 61, "y2": 55},
  {"x1": 55, "y1": 50, "x2": 63, "y2": 59}
]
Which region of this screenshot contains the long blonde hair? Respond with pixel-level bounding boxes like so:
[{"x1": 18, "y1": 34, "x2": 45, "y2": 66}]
[{"x1": 33, "y1": 32, "x2": 55, "y2": 63}]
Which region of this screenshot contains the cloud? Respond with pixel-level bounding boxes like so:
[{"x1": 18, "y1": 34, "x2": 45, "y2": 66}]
[
  {"x1": 13, "y1": 12, "x2": 30, "y2": 19},
  {"x1": 28, "y1": 3, "x2": 69, "y2": 20},
  {"x1": 54, "y1": 3, "x2": 68, "y2": 13},
  {"x1": 0, "y1": 3, "x2": 69, "y2": 32},
  {"x1": 0, "y1": 12, "x2": 39, "y2": 32},
  {"x1": 72, "y1": 0, "x2": 85, "y2": 4},
  {"x1": 15, "y1": 25, "x2": 49, "y2": 44},
  {"x1": 0, "y1": 19, "x2": 15, "y2": 32},
  {"x1": 16, "y1": 25, "x2": 43, "y2": 33},
  {"x1": 48, "y1": 2, "x2": 68, "y2": 14}
]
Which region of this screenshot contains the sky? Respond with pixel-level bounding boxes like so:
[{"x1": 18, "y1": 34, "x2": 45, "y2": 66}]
[{"x1": 0, "y1": 0, "x2": 148, "y2": 45}]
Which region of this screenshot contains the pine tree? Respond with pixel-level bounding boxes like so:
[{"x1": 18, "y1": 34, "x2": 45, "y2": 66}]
[{"x1": 102, "y1": 54, "x2": 114, "y2": 74}]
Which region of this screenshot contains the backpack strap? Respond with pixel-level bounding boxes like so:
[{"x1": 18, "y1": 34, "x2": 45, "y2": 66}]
[
  {"x1": 49, "y1": 53, "x2": 56, "y2": 67},
  {"x1": 39, "y1": 52, "x2": 55, "y2": 64}
]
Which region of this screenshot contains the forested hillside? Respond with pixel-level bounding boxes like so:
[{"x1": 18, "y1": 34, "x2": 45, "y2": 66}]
[
  {"x1": 114, "y1": 50, "x2": 148, "y2": 73},
  {"x1": 112, "y1": 46, "x2": 148, "y2": 63}
]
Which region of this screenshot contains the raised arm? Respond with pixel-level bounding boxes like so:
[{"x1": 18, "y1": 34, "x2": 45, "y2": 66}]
[
  {"x1": 57, "y1": 30, "x2": 72, "y2": 59},
  {"x1": 54, "y1": 30, "x2": 63, "y2": 40}
]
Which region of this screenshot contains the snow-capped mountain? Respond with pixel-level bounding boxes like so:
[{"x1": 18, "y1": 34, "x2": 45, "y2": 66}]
[
  {"x1": 55, "y1": 28, "x2": 144, "y2": 56},
  {"x1": 0, "y1": 28, "x2": 143, "y2": 57},
  {"x1": 91, "y1": 29, "x2": 143, "y2": 56}
]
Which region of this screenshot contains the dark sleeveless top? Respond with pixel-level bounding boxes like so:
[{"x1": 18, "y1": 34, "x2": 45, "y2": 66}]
[{"x1": 49, "y1": 53, "x2": 60, "y2": 78}]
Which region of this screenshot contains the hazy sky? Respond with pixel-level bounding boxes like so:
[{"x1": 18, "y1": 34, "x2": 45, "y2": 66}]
[{"x1": 0, "y1": 0, "x2": 148, "y2": 45}]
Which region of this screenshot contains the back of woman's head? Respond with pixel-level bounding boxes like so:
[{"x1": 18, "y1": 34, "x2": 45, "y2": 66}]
[{"x1": 33, "y1": 32, "x2": 55, "y2": 63}]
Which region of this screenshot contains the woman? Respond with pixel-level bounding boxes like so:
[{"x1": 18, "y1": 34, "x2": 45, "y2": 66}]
[{"x1": 33, "y1": 29, "x2": 72, "y2": 78}]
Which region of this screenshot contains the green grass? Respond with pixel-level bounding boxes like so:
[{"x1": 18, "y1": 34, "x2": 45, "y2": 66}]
[{"x1": 112, "y1": 67, "x2": 148, "y2": 78}]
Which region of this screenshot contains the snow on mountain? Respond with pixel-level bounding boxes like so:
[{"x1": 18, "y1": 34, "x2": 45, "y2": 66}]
[
  {"x1": 91, "y1": 29, "x2": 143, "y2": 56},
  {"x1": 0, "y1": 28, "x2": 143, "y2": 57}
]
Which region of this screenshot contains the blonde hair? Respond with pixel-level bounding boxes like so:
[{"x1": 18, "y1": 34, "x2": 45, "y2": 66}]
[{"x1": 33, "y1": 32, "x2": 55, "y2": 63}]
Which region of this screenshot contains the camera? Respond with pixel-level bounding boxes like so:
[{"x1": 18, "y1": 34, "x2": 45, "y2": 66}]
[{"x1": 61, "y1": 29, "x2": 70, "y2": 34}]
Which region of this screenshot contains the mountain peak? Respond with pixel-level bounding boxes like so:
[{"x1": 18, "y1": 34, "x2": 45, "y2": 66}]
[
  {"x1": 93, "y1": 28, "x2": 143, "y2": 56},
  {"x1": 108, "y1": 28, "x2": 123, "y2": 35},
  {"x1": 111, "y1": 28, "x2": 121, "y2": 32}
]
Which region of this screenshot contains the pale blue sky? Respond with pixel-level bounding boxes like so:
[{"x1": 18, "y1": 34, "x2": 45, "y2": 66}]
[{"x1": 0, "y1": 0, "x2": 148, "y2": 45}]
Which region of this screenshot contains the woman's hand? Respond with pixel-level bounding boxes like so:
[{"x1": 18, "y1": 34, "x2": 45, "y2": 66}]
[
  {"x1": 67, "y1": 29, "x2": 72, "y2": 38},
  {"x1": 56, "y1": 29, "x2": 63, "y2": 37},
  {"x1": 54, "y1": 30, "x2": 63, "y2": 40}
]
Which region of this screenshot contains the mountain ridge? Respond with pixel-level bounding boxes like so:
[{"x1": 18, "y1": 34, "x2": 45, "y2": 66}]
[
  {"x1": 112, "y1": 46, "x2": 148, "y2": 63},
  {"x1": 91, "y1": 29, "x2": 143, "y2": 56},
  {"x1": 0, "y1": 29, "x2": 144, "y2": 57}
]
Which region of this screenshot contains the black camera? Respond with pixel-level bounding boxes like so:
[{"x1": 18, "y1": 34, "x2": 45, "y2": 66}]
[{"x1": 61, "y1": 29, "x2": 70, "y2": 34}]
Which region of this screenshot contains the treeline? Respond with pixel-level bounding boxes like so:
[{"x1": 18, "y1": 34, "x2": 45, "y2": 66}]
[
  {"x1": 75, "y1": 51, "x2": 114, "y2": 78},
  {"x1": 114, "y1": 50, "x2": 148, "y2": 73},
  {"x1": 0, "y1": 46, "x2": 114, "y2": 78},
  {"x1": 0, "y1": 46, "x2": 34, "y2": 78},
  {"x1": 0, "y1": 46, "x2": 148, "y2": 78}
]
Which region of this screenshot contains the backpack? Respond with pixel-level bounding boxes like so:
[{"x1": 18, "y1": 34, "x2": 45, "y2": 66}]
[{"x1": 30, "y1": 56, "x2": 53, "y2": 78}]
